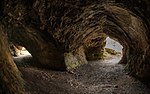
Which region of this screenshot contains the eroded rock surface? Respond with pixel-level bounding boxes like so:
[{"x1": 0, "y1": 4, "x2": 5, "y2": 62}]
[{"x1": 0, "y1": 0, "x2": 150, "y2": 93}]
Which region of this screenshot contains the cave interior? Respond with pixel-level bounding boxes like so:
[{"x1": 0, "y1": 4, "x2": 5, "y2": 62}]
[{"x1": 0, "y1": 0, "x2": 150, "y2": 93}]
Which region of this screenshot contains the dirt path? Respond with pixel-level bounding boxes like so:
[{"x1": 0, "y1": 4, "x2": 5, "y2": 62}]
[{"x1": 19, "y1": 56, "x2": 150, "y2": 94}]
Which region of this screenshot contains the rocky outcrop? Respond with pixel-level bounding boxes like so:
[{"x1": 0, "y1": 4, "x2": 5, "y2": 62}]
[{"x1": 85, "y1": 34, "x2": 107, "y2": 60}]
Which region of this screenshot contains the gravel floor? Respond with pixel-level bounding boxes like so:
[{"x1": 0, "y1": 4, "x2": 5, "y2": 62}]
[{"x1": 18, "y1": 55, "x2": 150, "y2": 94}]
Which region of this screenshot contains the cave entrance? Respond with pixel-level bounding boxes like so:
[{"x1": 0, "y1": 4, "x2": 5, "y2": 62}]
[
  {"x1": 19, "y1": 47, "x2": 31, "y2": 56},
  {"x1": 10, "y1": 45, "x2": 31, "y2": 57},
  {"x1": 103, "y1": 37, "x2": 123, "y2": 64},
  {"x1": 12, "y1": 46, "x2": 32, "y2": 67}
]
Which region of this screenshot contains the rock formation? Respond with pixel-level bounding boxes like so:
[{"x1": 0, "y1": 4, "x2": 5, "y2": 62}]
[{"x1": 0, "y1": 0, "x2": 150, "y2": 93}]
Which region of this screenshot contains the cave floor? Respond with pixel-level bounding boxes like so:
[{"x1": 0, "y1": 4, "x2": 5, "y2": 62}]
[{"x1": 19, "y1": 55, "x2": 150, "y2": 94}]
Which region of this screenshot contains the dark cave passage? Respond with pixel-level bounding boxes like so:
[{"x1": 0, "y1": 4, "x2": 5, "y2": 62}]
[{"x1": 0, "y1": 0, "x2": 150, "y2": 93}]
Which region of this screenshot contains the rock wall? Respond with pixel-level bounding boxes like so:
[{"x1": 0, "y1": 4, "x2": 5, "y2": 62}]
[
  {"x1": 0, "y1": 0, "x2": 150, "y2": 93},
  {"x1": 0, "y1": 24, "x2": 24, "y2": 94}
]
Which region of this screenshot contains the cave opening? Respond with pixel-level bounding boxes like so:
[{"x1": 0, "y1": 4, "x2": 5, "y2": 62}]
[
  {"x1": 12, "y1": 46, "x2": 33, "y2": 67},
  {"x1": 19, "y1": 47, "x2": 31, "y2": 56},
  {"x1": 10, "y1": 44, "x2": 31, "y2": 58},
  {"x1": 103, "y1": 36, "x2": 123, "y2": 64}
]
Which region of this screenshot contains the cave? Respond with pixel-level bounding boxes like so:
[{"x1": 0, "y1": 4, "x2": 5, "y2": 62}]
[{"x1": 0, "y1": 0, "x2": 150, "y2": 93}]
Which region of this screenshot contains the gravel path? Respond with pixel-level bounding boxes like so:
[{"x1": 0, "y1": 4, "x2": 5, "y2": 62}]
[{"x1": 19, "y1": 56, "x2": 150, "y2": 94}]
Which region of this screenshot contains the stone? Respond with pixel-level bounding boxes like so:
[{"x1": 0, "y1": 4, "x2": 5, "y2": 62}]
[{"x1": 0, "y1": 0, "x2": 150, "y2": 93}]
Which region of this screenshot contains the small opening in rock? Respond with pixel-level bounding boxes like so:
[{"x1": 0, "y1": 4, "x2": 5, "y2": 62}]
[
  {"x1": 20, "y1": 47, "x2": 31, "y2": 56},
  {"x1": 11, "y1": 46, "x2": 33, "y2": 67},
  {"x1": 103, "y1": 37, "x2": 123, "y2": 64},
  {"x1": 10, "y1": 44, "x2": 31, "y2": 57}
]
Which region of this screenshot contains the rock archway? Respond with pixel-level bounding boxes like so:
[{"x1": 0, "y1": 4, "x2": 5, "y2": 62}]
[
  {"x1": 102, "y1": 5, "x2": 150, "y2": 79},
  {"x1": 0, "y1": 0, "x2": 150, "y2": 93}
]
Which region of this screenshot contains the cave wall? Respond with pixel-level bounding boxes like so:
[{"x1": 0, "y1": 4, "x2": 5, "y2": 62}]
[
  {"x1": 0, "y1": 23, "x2": 24, "y2": 94},
  {"x1": 103, "y1": 5, "x2": 150, "y2": 78},
  {"x1": 1, "y1": 0, "x2": 150, "y2": 77},
  {"x1": 85, "y1": 33, "x2": 107, "y2": 60},
  {"x1": 0, "y1": 0, "x2": 150, "y2": 93},
  {"x1": 0, "y1": 0, "x2": 150, "y2": 77}
]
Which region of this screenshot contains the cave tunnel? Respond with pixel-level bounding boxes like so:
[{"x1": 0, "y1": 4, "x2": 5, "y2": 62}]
[
  {"x1": 0, "y1": 0, "x2": 150, "y2": 93},
  {"x1": 102, "y1": 5, "x2": 150, "y2": 77}
]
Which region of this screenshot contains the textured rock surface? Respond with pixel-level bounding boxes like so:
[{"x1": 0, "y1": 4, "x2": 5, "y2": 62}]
[
  {"x1": 0, "y1": 24, "x2": 24, "y2": 94},
  {"x1": 65, "y1": 46, "x2": 87, "y2": 70},
  {"x1": 0, "y1": 0, "x2": 150, "y2": 93},
  {"x1": 85, "y1": 33, "x2": 107, "y2": 60}
]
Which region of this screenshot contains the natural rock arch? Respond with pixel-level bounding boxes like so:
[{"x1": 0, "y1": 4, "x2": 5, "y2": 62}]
[
  {"x1": 0, "y1": 0, "x2": 150, "y2": 93},
  {"x1": 102, "y1": 5, "x2": 150, "y2": 78}
]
